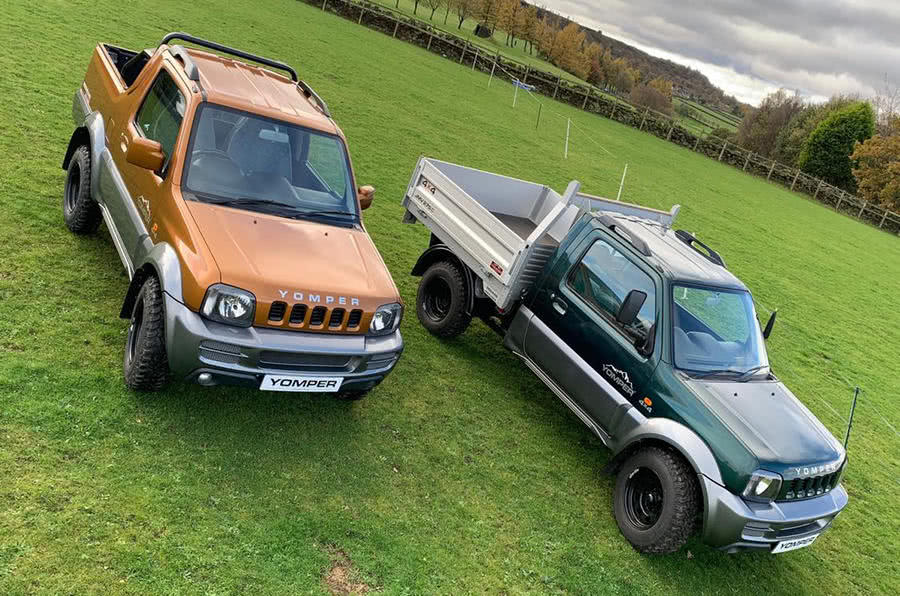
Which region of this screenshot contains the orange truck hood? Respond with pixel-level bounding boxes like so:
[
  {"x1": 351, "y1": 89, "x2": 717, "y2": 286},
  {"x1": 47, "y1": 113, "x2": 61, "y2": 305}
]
[{"x1": 186, "y1": 201, "x2": 400, "y2": 332}]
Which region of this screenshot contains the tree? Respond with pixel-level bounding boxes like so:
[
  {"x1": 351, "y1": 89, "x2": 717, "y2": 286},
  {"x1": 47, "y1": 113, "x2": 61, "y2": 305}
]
[
  {"x1": 871, "y1": 76, "x2": 900, "y2": 136},
  {"x1": 520, "y1": 5, "x2": 539, "y2": 54},
  {"x1": 773, "y1": 96, "x2": 855, "y2": 166},
  {"x1": 452, "y1": 0, "x2": 479, "y2": 29},
  {"x1": 648, "y1": 77, "x2": 673, "y2": 101},
  {"x1": 798, "y1": 101, "x2": 876, "y2": 191},
  {"x1": 497, "y1": 0, "x2": 524, "y2": 47},
  {"x1": 629, "y1": 82, "x2": 673, "y2": 116},
  {"x1": 852, "y1": 118, "x2": 900, "y2": 210},
  {"x1": 423, "y1": 0, "x2": 444, "y2": 19},
  {"x1": 413, "y1": 0, "x2": 421, "y2": 15},
  {"x1": 476, "y1": 0, "x2": 501, "y2": 33},
  {"x1": 734, "y1": 89, "x2": 805, "y2": 157}
]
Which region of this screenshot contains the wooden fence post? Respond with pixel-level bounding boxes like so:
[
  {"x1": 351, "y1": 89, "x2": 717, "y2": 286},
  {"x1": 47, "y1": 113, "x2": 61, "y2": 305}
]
[
  {"x1": 553, "y1": 75, "x2": 560, "y2": 99},
  {"x1": 358, "y1": 5, "x2": 365, "y2": 23},
  {"x1": 426, "y1": 32, "x2": 433, "y2": 50},
  {"x1": 718, "y1": 140, "x2": 727, "y2": 161},
  {"x1": 693, "y1": 135, "x2": 700, "y2": 151},
  {"x1": 835, "y1": 191, "x2": 844, "y2": 210},
  {"x1": 666, "y1": 121, "x2": 675, "y2": 140},
  {"x1": 767, "y1": 160, "x2": 776, "y2": 180},
  {"x1": 610, "y1": 97, "x2": 618, "y2": 118},
  {"x1": 459, "y1": 42, "x2": 466, "y2": 63},
  {"x1": 581, "y1": 88, "x2": 590, "y2": 109},
  {"x1": 790, "y1": 169, "x2": 800, "y2": 191},
  {"x1": 743, "y1": 152, "x2": 752, "y2": 171},
  {"x1": 392, "y1": 20, "x2": 399, "y2": 38},
  {"x1": 639, "y1": 107, "x2": 648, "y2": 131},
  {"x1": 472, "y1": 48, "x2": 479, "y2": 71},
  {"x1": 523, "y1": 66, "x2": 530, "y2": 84},
  {"x1": 858, "y1": 200, "x2": 867, "y2": 218},
  {"x1": 880, "y1": 209, "x2": 890, "y2": 228},
  {"x1": 321, "y1": 0, "x2": 327, "y2": 9},
  {"x1": 813, "y1": 179, "x2": 823, "y2": 199}
]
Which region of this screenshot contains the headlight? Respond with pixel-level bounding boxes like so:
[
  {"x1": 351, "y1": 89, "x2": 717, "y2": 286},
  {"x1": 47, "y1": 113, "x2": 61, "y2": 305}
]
[
  {"x1": 201, "y1": 284, "x2": 256, "y2": 328},
  {"x1": 369, "y1": 303, "x2": 403, "y2": 336},
  {"x1": 742, "y1": 470, "x2": 782, "y2": 502}
]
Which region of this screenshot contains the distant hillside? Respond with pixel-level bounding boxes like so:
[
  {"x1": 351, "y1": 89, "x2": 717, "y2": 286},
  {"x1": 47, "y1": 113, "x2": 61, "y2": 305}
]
[{"x1": 533, "y1": 6, "x2": 748, "y2": 114}]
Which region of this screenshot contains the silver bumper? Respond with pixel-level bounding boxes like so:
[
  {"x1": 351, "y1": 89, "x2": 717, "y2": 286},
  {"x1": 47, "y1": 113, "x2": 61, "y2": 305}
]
[
  {"x1": 164, "y1": 294, "x2": 403, "y2": 391},
  {"x1": 701, "y1": 475, "x2": 848, "y2": 552}
]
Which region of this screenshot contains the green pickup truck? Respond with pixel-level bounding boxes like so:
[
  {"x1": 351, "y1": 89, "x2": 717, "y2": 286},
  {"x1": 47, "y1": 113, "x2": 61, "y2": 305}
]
[{"x1": 401, "y1": 158, "x2": 848, "y2": 554}]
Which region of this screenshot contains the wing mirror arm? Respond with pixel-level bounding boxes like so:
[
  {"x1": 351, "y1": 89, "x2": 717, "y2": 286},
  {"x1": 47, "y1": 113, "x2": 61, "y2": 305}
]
[{"x1": 762, "y1": 309, "x2": 777, "y2": 340}]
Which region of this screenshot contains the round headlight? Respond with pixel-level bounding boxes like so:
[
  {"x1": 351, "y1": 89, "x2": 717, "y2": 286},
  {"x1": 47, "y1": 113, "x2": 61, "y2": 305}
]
[
  {"x1": 201, "y1": 284, "x2": 256, "y2": 328},
  {"x1": 742, "y1": 470, "x2": 782, "y2": 502},
  {"x1": 369, "y1": 303, "x2": 403, "y2": 336}
]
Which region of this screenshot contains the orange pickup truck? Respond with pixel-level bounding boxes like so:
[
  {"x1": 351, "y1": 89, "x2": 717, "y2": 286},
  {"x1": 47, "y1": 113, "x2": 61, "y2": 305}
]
[{"x1": 62, "y1": 33, "x2": 403, "y2": 398}]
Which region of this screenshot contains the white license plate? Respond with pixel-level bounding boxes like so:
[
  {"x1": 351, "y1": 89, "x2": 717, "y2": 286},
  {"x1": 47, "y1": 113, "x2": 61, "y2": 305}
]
[
  {"x1": 260, "y1": 375, "x2": 343, "y2": 393},
  {"x1": 771, "y1": 533, "x2": 819, "y2": 554}
]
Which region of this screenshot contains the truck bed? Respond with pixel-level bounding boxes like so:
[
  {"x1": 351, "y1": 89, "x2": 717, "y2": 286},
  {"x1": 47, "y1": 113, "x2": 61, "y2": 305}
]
[{"x1": 494, "y1": 214, "x2": 559, "y2": 248}]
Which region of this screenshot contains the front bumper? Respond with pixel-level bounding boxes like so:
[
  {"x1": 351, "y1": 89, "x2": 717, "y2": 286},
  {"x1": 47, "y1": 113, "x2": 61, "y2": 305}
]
[
  {"x1": 164, "y1": 294, "x2": 403, "y2": 392},
  {"x1": 701, "y1": 475, "x2": 848, "y2": 552}
]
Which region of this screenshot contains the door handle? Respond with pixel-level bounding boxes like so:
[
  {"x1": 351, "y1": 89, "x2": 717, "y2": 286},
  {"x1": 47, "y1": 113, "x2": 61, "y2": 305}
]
[
  {"x1": 120, "y1": 132, "x2": 129, "y2": 153},
  {"x1": 551, "y1": 294, "x2": 568, "y2": 316}
]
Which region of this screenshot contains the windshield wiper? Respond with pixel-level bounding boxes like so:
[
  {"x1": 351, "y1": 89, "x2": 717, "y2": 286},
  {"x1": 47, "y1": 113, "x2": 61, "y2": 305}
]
[
  {"x1": 688, "y1": 365, "x2": 768, "y2": 381},
  {"x1": 295, "y1": 210, "x2": 356, "y2": 218},
  {"x1": 736, "y1": 365, "x2": 768, "y2": 382}
]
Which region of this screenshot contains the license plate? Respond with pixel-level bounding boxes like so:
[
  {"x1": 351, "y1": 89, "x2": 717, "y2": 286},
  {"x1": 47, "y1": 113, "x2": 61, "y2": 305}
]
[
  {"x1": 771, "y1": 533, "x2": 819, "y2": 554},
  {"x1": 260, "y1": 375, "x2": 343, "y2": 393}
]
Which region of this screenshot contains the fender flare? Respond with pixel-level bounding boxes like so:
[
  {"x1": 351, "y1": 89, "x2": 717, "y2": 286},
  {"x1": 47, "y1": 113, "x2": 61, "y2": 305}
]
[
  {"x1": 410, "y1": 242, "x2": 476, "y2": 315},
  {"x1": 609, "y1": 417, "x2": 724, "y2": 486},
  {"x1": 119, "y1": 242, "x2": 184, "y2": 319},
  {"x1": 62, "y1": 111, "x2": 106, "y2": 197}
]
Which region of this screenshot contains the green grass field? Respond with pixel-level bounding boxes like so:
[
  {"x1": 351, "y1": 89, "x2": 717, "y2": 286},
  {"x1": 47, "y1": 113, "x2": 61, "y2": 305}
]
[{"x1": 1, "y1": 0, "x2": 898, "y2": 593}]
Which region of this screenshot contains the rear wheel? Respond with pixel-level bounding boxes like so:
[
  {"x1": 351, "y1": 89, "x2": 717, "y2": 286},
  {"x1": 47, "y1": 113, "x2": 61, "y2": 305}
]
[
  {"x1": 416, "y1": 260, "x2": 472, "y2": 338},
  {"x1": 123, "y1": 276, "x2": 170, "y2": 391},
  {"x1": 613, "y1": 446, "x2": 699, "y2": 554},
  {"x1": 63, "y1": 145, "x2": 101, "y2": 234}
]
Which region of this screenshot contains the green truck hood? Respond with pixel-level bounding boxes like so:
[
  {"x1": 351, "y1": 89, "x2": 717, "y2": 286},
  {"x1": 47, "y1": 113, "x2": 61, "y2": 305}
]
[{"x1": 683, "y1": 377, "x2": 845, "y2": 479}]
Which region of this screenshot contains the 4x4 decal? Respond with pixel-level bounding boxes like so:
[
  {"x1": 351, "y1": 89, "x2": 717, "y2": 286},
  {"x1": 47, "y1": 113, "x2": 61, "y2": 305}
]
[{"x1": 602, "y1": 364, "x2": 635, "y2": 397}]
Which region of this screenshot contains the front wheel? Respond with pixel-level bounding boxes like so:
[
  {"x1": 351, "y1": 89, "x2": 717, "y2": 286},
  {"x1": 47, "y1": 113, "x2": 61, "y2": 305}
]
[
  {"x1": 123, "y1": 276, "x2": 170, "y2": 391},
  {"x1": 613, "y1": 446, "x2": 699, "y2": 554},
  {"x1": 416, "y1": 260, "x2": 472, "y2": 338}
]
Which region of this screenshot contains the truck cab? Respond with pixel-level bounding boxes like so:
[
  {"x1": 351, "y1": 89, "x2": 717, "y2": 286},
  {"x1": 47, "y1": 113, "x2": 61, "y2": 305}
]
[
  {"x1": 403, "y1": 158, "x2": 847, "y2": 553},
  {"x1": 62, "y1": 34, "x2": 403, "y2": 397}
]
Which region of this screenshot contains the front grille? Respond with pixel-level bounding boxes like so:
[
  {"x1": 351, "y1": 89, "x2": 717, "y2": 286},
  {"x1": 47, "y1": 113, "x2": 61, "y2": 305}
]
[
  {"x1": 309, "y1": 306, "x2": 327, "y2": 326},
  {"x1": 329, "y1": 308, "x2": 346, "y2": 328},
  {"x1": 258, "y1": 350, "x2": 354, "y2": 372},
  {"x1": 289, "y1": 304, "x2": 308, "y2": 324},
  {"x1": 778, "y1": 466, "x2": 843, "y2": 501},
  {"x1": 347, "y1": 309, "x2": 363, "y2": 328},
  {"x1": 268, "y1": 301, "x2": 287, "y2": 321}
]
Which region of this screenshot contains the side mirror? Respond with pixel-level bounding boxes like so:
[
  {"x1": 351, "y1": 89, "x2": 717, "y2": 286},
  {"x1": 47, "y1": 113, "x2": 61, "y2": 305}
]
[
  {"x1": 762, "y1": 309, "x2": 777, "y2": 340},
  {"x1": 616, "y1": 289, "x2": 647, "y2": 326},
  {"x1": 358, "y1": 185, "x2": 375, "y2": 210},
  {"x1": 126, "y1": 136, "x2": 165, "y2": 172}
]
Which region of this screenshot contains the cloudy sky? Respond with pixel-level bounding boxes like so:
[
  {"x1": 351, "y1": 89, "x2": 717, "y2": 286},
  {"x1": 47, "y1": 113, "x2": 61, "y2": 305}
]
[{"x1": 543, "y1": 0, "x2": 898, "y2": 106}]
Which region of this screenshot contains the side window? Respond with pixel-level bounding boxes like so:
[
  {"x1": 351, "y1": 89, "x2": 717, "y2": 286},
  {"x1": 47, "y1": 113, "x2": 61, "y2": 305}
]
[
  {"x1": 305, "y1": 134, "x2": 349, "y2": 198},
  {"x1": 134, "y1": 71, "x2": 185, "y2": 172},
  {"x1": 568, "y1": 238, "x2": 656, "y2": 342}
]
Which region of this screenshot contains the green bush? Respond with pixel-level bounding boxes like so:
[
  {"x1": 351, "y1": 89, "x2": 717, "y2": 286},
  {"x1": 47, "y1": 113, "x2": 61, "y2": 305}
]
[
  {"x1": 798, "y1": 101, "x2": 875, "y2": 191},
  {"x1": 773, "y1": 96, "x2": 855, "y2": 166}
]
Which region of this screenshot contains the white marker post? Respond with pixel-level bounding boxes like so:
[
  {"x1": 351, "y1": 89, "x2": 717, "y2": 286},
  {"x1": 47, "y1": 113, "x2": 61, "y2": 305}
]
[
  {"x1": 488, "y1": 59, "x2": 496, "y2": 87},
  {"x1": 616, "y1": 163, "x2": 629, "y2": 201},
  {"x1": 564, "y1": 118, "x2": 571, "y2": 159},
  {"x1": 472, "y1": 48, "x2": 479, "y2": 71},
  {"x1": 513, "y1": 82, "x2": 519, "y2": 108}
]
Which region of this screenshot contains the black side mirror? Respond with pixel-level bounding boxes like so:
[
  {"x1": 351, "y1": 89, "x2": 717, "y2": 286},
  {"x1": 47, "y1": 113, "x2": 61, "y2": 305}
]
[
  {"x1": 762, "y1": 309, "x2": 777, "y2": 340},
  {"x1": 617, "y1": 289, "x2": 647, "y2": 326}
]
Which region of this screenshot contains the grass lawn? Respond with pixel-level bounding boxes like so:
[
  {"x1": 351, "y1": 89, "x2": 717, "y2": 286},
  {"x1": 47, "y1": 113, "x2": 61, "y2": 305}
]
[{"x1": 1, "y1": 0, "x2": 897, "y2": 593}]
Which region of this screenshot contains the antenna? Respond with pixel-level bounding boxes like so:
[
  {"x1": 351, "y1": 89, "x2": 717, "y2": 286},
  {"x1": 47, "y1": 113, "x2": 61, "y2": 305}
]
[{"x1": 844, "y1": 386, "x2": 859, "y2": 450}]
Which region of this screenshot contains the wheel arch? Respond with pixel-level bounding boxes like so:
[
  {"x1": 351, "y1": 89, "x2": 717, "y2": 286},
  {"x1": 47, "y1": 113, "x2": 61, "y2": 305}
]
[
  {"x1": 63, "y1": 113, "x2": 106, "y2": 194},
  {"x1": 62, "y1": 127, "x2": 91, "y2": 170},
  {"x1": 120, "y1": 243, "x2": 184, "y2": 319}
]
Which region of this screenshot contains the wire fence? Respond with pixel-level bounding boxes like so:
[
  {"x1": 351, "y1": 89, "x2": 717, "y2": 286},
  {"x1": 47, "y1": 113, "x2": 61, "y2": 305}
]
[{"x1": 302, "y1": 0, "x2": 900, "y2": 236}]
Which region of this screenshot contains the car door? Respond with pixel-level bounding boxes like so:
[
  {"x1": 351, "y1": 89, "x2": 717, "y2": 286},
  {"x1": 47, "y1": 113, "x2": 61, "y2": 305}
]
[
  {"x1": 115, "y1": 66, "x2": 188, "y2": 261},
  {"x1": 525, "y1": 228, "x2": 662, "y2": 432}
]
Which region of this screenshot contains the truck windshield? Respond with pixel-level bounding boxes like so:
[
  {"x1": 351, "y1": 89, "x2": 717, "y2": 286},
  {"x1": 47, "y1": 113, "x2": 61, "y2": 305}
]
[
  {"x1": 182, "y1": 104, "x2": 358, "y2": 222},
  {"x1": 672, "y1": 285, "x2": 769, "y2": 378}
]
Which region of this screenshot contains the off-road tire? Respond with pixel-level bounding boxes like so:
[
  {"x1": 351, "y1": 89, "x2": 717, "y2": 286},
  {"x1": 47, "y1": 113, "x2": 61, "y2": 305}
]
[
  {"x1": 63, "y1": 145, "x2": 102, "y2": 234},
  {"x1": 416, "y1": 260, "x2": 472, "y2": 338},
  {"x1": 123, "y1": 276, "x2": 170, "y2": 391},
  {"x1": 613, "y1": 446, "x2": 699, "y2": 554}
]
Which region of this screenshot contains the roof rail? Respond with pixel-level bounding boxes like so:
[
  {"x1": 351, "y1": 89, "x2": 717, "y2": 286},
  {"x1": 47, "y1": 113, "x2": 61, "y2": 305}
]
[
  {"x1": 298, "y1": 80, "x2": 332, "y2": 118},
  {"x1": 159, "y1": 32, "x2": 299, "y2": 82},
  {"x1": 597, "y1": 215, "x2": 652, "y2": 257},
  {"x1": 674, "y1": 230, "x2": 727, "y2": 268},
  {"x1": 167, "y1": 45, "x2": 199, "y2": 81}
]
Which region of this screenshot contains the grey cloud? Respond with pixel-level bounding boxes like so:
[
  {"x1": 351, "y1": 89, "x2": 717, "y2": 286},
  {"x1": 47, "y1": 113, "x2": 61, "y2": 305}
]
[{"x1": 544, "y1": 0, "x2": 898, "y2": 104}]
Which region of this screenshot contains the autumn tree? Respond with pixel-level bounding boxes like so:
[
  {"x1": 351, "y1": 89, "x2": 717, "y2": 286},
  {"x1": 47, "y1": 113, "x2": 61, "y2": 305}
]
[
  {"x1": 520, "y1": 4, "x2": 539, "y2": 54},
  {"x1": 452, "y1": 0, "x2": 479, "y2": 29},
  {"x1": 852, "y1": 118, "x2": 900, "y2": 210},
  {"x1": 734, "y1": 89, "x2": 805, "y2": 157},
  {"x1": 629, "y1": 83, "x2": 673, "y2": 115},
  {"x1": 552, "y1": 23, "x2": 590, "y2": 78},
  {"x1": 497, "y1": 0, "x2": 525, "y2": 47},
  {"x1": 476, "y1": 0, "x2": 501, "y2": 33},
  {"x1": 648, "y1": 77, "x2": 673, "y2": 101}
]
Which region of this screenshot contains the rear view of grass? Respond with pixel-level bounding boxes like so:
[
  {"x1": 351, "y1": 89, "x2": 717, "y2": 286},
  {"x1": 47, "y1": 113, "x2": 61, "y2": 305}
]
[{"x1": 0, "y1": 0, "x2": 897, "y2": 594}]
